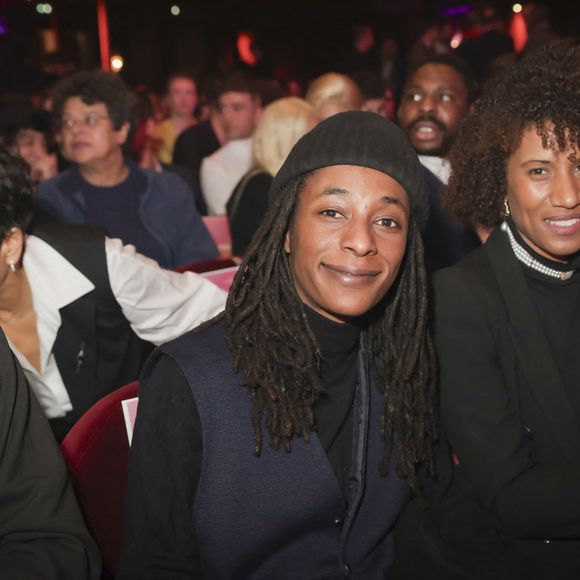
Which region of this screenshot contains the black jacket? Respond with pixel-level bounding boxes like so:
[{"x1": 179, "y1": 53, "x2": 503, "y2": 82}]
[
  {"x1": 394, "y1": 227, "x2": 580, "y2": 580},
  {"x1": 422, "y1": 168, "x2": 480, "y2": 273},
  {"x1": 0, "y1": 328, "x2": 101, "y2": 579}
]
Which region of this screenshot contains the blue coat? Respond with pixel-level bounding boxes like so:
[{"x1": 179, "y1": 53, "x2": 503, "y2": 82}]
[{"x1": 36, "y1": 164, "x2": 218, "y2": 269}]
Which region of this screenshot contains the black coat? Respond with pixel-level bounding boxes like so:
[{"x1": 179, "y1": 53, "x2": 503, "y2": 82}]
[
  {"x1": 422, "y1": 168, "x2": 480, "y2": 273},
  {"x1": 0, "y1": 328, "x2": 101, "y2": 579},
  {"x1": 394, "y1": 227, "x2": 580, "y2": 580}
]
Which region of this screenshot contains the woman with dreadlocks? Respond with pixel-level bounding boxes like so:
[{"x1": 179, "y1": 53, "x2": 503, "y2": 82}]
[
  {"x1": 393, "y1": 42, "x2": 580, "y2": 580},
  {"x1": 119, "y1": 111, "x2": 436, "y2": 580}
]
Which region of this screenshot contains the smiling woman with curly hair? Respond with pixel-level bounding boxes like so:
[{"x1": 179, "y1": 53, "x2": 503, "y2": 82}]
[
  {"x1": 393, "y1": 40, "x2": 580, "y2": 580},
  {"x1": 445, "y1": 41, "x2": 580, "y2": 235}
]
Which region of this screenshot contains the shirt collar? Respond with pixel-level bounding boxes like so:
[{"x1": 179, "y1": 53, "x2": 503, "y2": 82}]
[
  {"x1": 24, "y1": 235, "x2": 95, "y2": 312},
  {"x1": 418, "y1": 155, "x2": 451, "y2": 185}
]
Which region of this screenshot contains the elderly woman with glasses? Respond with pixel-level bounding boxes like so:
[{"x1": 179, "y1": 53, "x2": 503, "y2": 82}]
[{"x1": 35, "y1": 71, "x2": 217, "y2": 269}]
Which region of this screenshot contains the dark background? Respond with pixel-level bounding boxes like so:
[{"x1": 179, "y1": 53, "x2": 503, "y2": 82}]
[{"x1": 0, "y1": 0, "x2": 577, "y2": 92}]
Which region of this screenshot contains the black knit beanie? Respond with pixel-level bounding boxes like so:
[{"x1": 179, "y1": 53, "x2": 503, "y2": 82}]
[{"x1": 269, "y1": 110, "x2": 429, "y2": 229}]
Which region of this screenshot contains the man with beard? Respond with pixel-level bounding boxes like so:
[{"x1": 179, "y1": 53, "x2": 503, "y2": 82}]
[{"x1": 398, "y1": 54, "x2": 480, "y2": 272}]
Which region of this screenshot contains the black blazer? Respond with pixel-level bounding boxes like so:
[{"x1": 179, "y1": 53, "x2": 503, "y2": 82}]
[
  {"x1": 394, "y1": 227, "x2": 580, "y2": 580},
  {"x1": 0, "y1": 329, "x2": 101, "y2": 578}
]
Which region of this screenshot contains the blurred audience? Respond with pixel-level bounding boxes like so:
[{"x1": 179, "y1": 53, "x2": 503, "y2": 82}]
[
  {"x1": 35, "y1": 70, "x2": 218, "y2": 268},
  {"x1": 4, "y1": 109, "x2": 60, "y2": 184},
  {"x1": 455, "y1": 5, "x2": 514, "y2": 84},
  {"x1": 305, "y1": 72, "x2": 363, "y2": 120},
  {"x1": 407, "y1": 19, "x2": 449, "y2": 71},
  {"x1": 150, "y1": 72, "x2": 198, "y2": 164},
  {"x1": 131, "y1": 85, "x2": 207, "y2": 216},
  {"x1": 200, "y1": 72, "x2": 263, "y2": 215},
  {"x1": 353, "y1": 71, "x2": 390, "y2": 118},
  {"x1": 342, "y1": 23, "x2": 380, "y2": 75},
  {"x1": 173, "y1": 79, "x2": 226, "y2": 211},
  {"x1": 522, "y1": 2, "x2": 560, "y2": 56},
  {"x1": 226, "y1": 97, "x2": 318, "y2": 256},
  {"x1": 379, "y1": 38, "x2": 405, "y2": 101}
]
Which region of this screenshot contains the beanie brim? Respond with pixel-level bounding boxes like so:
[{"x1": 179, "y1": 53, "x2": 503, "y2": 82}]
[{"x1": 269, "y1": 111, "x2": 429, "y2": 230}]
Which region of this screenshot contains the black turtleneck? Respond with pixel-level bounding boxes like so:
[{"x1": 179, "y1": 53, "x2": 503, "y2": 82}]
[
  {"x1": 120, "y1": 312, "x2": 362, "y2": 577},
  {"x1": 306, "y1": 306, "x2": 361, "y2": 495},
  {"x1": 506, "y1": 219, "x2": 580, "y2": 420}
]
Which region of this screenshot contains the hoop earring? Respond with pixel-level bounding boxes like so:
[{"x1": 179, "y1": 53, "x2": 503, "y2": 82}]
[{"x1": 503, "y1": 199, "x2": 511, "y2": 218}]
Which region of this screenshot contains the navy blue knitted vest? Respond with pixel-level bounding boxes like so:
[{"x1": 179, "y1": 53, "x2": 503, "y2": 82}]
[{"x1": 160, "y1": 321, "x2": 409, "y2": 579}]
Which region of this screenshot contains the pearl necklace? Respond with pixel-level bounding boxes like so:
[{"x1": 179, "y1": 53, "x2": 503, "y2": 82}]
[{"x1": 501, "y1": 221, "x2": 574, "y2": 281}]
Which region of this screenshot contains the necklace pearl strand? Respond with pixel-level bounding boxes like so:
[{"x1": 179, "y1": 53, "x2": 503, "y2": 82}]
[{"x1": 501, "y1": 221, "x2": 574, "y2": 281}]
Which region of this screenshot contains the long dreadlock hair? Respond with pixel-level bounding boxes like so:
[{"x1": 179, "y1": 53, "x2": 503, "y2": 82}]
[{"x1": 224, "y1": 172, "x2": 437, "y2": 494}]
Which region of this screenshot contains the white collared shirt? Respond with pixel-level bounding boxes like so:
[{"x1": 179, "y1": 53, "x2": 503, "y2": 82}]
[
  {"x1": 418, "y1": 155, "x2": 451, "y2": 185},
  {"x1": 200, "y1": 138, "x2": 253, "y2": 215},
  {"x1": 8, "y1": 235, "x2": 227, "y2": 418}
]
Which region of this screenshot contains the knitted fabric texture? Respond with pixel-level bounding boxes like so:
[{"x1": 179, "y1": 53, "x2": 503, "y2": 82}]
[{"x1": 269, "y1": 110, "x2": 429, "y2": 229}]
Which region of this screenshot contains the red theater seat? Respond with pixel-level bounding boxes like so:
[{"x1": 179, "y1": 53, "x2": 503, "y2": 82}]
[
  {"x1": 176, "y1": 257, "x2": 237, "y2": 273},
  {"x1": 60, "y1": 381, "x2": 138, "y2": 578}
]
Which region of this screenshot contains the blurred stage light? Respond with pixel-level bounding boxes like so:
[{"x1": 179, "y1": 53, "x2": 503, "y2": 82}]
[
  {"x1": 110, "y1": 55, "x2": 124, "y2": 73},
  {"x1": 450, "y1": 32, "x2": 463, "y2": 49},
  {"x1": 36, "y1": 3, "x2": 53, "y2": 14},
  {"x1": 170, "y1": 5, "x2": 181, "y2": 16},
  {"x1": 512, "y1": 3, "x2": 523, "y2": 13}
]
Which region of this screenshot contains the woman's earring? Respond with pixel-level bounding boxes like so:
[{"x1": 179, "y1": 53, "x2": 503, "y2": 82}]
[
  {"x1": 503, "y1": 199, "x2": 511, "y2": 218},
  {"x1": 7, "y1": 261, "x2": 16, "y2": 272}
]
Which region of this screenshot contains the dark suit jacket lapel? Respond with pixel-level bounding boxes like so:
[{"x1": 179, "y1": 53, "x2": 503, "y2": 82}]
[{"x1": 485, "y1": 229, "x2": 580, "y2": 461}]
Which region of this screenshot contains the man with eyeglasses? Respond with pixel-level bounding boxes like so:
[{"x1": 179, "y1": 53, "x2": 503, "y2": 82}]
[{"x1": 36, "y1": 71, "x2": 218, "y2": 269}]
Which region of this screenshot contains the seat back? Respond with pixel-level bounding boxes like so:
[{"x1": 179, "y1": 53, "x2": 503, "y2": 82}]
[
  {"x1": 176, "y1": 257, "x2": 237, "y2": 274},
  {"x1": 176, "y1": 258, "x2": 239, "y2": 292},
  {"x1": 60, "y1": 381, "x2": 138, "y2": 577},
  {"x1": 202, "y1": 215, "x2": 232, "y2": 257}
]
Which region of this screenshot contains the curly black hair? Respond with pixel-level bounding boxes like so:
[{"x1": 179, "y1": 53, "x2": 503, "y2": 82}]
[
  {"x1": 0, "y1": 146, "x2": 34, "y2": 240},
  {"x1": 223, "y1": 171, "x2": 437, "y2": 494},
  {"x1": 446, "y1": 40, "x2": 580, "y2": 228},
  {"x1": 51, "y1": 70, "x2": 138, "y2": 144}
]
